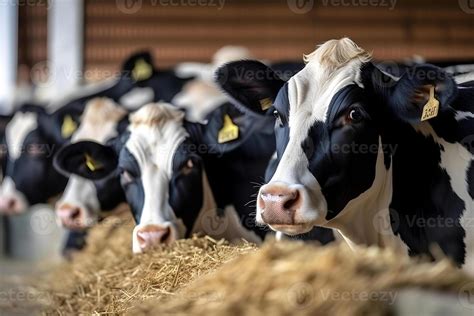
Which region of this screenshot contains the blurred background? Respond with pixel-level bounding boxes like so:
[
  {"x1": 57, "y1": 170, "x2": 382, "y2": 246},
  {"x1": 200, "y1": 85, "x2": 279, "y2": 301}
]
[{"x1": 2, "y1": 0, "x2": 473, "y2": 107}]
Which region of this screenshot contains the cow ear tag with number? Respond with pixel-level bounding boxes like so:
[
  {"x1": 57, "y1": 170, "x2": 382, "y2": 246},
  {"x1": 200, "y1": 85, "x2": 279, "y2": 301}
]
[
  {"x1": 420, "y1": 86, "x2": 439, "y2": 121},
  {"x1": 132, "y1": 58, "x2": 153, "y2": 82},
  {"x1": 61, "y1": 115, "x2": 78, "y2": 139},
  {"x1": 218, "y1": 114, "x2": 239, "y2": 143},
  {"x1": 259, "y1": 97, "x2": 273, "y2": 111},
  {"x1": 84, "y1": 153, "x2": 104, "y2": 172}
]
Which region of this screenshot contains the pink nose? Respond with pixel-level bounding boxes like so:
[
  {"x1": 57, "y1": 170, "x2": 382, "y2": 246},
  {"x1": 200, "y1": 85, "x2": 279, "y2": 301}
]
[
  {"x1": 0, "y1": 196, "x2": 20, "y2": 214},
  {"x1": 258, "y1": 184, "x2": 302, "y2": 225},
  {"x1": 136, "y1": 225, "x2": 172, "y2": 251},
  {"x1": 56, "y1": 205, "x2": 86, "y2": 229}
]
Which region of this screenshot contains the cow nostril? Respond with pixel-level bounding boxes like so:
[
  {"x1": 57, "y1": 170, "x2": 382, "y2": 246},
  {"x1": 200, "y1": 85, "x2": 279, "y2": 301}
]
[
  {"x1": 283, "y1": 191, "x2": 299, "y2": 211},
  {"x1": 70, "y1": 208, "x2": 81, "y2": 220},
  {"x1": 7, "y1": 199, "x2": 16, "y2": 209},
  {"x1": 160, "y1": 227, "x2": 171, "y2": 243}
]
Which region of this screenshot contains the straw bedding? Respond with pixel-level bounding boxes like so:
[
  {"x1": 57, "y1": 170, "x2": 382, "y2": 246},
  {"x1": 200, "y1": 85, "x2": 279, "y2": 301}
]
[{"x1": 41, "y1": 213, "x2": 474, "y2": 315}]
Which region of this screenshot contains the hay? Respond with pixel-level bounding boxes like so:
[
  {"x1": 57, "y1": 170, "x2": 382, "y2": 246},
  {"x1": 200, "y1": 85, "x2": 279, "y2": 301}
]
[
  {"x1": 41, "y1": 213, "x2": 474, "y2": 315},
  {"x1": 132, "y1": 242, "x2": 474, "y2": 316},
  {"x1": 41, "y1": 213, "x2": 257, "y2": 315}
]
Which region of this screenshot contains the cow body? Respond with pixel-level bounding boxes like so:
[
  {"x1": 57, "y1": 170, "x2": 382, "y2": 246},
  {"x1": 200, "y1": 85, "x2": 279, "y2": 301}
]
[
  {"x1": 217, "y1": 38, "x2": 474, "y2": 271},
  {"x1": 55, "y1": 98, "x2": 129, "y2": 229}
]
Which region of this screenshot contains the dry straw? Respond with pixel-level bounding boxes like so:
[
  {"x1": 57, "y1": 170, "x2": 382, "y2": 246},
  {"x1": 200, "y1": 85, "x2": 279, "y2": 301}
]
[{"x1": 41, "y1": 213, "x2": 474, "y2": 315}]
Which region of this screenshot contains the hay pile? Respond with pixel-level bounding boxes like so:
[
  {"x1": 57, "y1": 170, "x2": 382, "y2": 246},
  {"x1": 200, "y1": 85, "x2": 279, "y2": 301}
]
[
  {"x1": 42, "y1": 213, "x2": 474, "y2": 315},
  {"x1": 42, "y1": 214, "x2": 257, "y2": 315},
  {"x1": 133, "y1": 243, "x2": 474, "y2": 316}
]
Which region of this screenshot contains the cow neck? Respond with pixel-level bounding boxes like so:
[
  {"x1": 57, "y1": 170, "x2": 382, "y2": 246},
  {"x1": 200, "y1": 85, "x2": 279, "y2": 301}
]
[{"x1": 324, "y1": 137, "x2": 408, "y2": 254}]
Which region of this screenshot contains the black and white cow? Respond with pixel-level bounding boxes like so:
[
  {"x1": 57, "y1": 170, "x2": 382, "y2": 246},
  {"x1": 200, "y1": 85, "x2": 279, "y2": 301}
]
[
  {"x1": 55, "y1": 102, "x2": 269, "y2": 253},
  {"x1": 0, "y1": 51, "x2": 191, "y2": 216},
  {"x1": 216, "y1": 38, "x2": 474, "y2": 272},
  {"x1": 55, "y1": 98, "x2": 129, "y2": 229}
]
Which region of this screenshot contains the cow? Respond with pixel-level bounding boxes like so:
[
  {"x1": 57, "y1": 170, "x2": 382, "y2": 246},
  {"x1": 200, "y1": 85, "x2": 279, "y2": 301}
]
[
  {"x1": 0, "y1": 51, "x2": 191, "y2": 216},
  {"x1": 55, "y1": 98, "x2": 129, "y2": 230},
  {"x1": 215, "y1": 38, "x2": 474, "y2": 272},
  {"x1": 54, "y1": 102, "x2": 268, "y2": 253}
]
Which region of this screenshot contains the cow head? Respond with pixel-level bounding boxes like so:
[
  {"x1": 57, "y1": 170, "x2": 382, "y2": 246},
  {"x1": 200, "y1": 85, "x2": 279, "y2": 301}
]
[
  {"x1": 0, "y1": 104, "x2": 81, "y2": 215},
  {"x1": 216, "y1": 38, "x2": 457, "y2": 240},
  {"x1": 54, "y1": 98, "x2": 128, "y2": 230},
  {"x1": 54, "y1": 103, "x2": 205, "y2": 253}
]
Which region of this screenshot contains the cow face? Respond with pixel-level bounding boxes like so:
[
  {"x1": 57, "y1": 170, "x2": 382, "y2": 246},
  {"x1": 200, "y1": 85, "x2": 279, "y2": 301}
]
[
  {"x1": 55, "y1": 98, "x2": 128, "y2": 230},
  {"x1": 0, "y1": 104, "x2": 80, "y2": 214},
  {"x1": 55, "y1": 103, "x2": 205, "y2": 253},
  {"x1": 216, "y1": 38, "x2": 457, "y2": 238}
]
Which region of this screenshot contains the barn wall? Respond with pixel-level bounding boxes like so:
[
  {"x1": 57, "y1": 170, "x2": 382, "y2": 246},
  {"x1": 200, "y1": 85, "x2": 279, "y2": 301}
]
[{"x1": 19, "y1": 0, "x2": 474, "y2": 82}]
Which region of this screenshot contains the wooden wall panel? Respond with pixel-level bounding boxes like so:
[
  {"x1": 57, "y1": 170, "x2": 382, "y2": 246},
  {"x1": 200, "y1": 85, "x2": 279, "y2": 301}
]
[{"x1": 19, "y1": 0, "x2": 474, "y2": 82}]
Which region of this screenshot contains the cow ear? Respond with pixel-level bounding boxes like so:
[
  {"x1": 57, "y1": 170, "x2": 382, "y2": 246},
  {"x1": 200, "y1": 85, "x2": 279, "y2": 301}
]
[
  {"x1": 215, "y1": 60, "x2": 285, "y2": 115},
  {"x1": 390, "y1": 64, "x2": 457, "y2": 123},
  {"x1": 54, "y1": 141, "x2": 118, "y2": 180},
  {"x1": 122, "y1": 51, "x2": 155, "y2": 82}
]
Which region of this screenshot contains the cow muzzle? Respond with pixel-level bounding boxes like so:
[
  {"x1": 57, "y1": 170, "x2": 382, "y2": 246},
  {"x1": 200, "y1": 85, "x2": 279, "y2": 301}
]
[
  {"x1": 56, "y1": 204, "x2": 93, "y2": 230},
  {"x1": 133, "y1": 224, "x2": 177, "y2": 253},
  {"x1": 0, "y1": 195, "x2": 27, "y2": 215},
  {"x1": 257, "y1": 182, "x2": 314, "y2": 235}
]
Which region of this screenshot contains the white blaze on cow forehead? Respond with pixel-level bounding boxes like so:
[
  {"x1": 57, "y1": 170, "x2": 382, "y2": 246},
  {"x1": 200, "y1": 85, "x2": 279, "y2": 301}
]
[
  {"x1": 126, "y1": 102, "x2": 188, "y2": 176},
  {"x1": 72, "y1": 97, "x2": 127, "y2": 143},
  {"x1": 119, "y1": 87, "x2": 155, "y2": 110},
  {"x1": 6, "y1": 111, "x2": 38, "y2": 160},
  {"x1": 172, "y1": 79, "x2": 228, "y2": 123}
]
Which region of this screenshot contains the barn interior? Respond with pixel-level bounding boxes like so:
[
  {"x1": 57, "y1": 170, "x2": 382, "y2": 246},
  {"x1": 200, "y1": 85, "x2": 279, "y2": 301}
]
[{"x1": 1, "y1": 0, "x2": 474, "y2": 315}]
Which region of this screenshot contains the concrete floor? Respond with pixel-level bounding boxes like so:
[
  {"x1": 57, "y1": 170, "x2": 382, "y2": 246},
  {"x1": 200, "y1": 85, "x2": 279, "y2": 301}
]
[{"x1": 0, "y1": 206, "x2": 66, "y2": 316}]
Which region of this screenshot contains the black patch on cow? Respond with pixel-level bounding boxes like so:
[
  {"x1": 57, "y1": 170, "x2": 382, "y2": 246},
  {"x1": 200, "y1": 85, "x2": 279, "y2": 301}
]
[
  {"x1": 215, "y1": 60, "x2": 285, "y2": 116},
  {"x1": 169, "y1": 139, "x2": 204, "y2": 236},
  {"x1": 118, "y1": 148, "x2": 144, "y2": 223},
  {"x1": 299, "y1": 85, "x2": 379, "y2": 220}
]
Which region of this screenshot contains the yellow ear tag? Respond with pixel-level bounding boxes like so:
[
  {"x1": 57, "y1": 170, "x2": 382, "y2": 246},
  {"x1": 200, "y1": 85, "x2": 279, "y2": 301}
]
[
  {"x1": 84, "y1": 153, "x2": 103, "y2": 172},
  {"x1": 61, "y1": 115, "x2": 78, "y2": 139},
  {"x1": 259, "y1": 98, "x2": 273, "y2": 111},
  {"x1": 218, "y1": 115, "x2": 239, "y2": 143},
  {"x1": 420, "y1": 86, "x2": 439, "y2": 121},
  {"x1": 132, "y1": 58, "x2": 153, "y2": 81}
]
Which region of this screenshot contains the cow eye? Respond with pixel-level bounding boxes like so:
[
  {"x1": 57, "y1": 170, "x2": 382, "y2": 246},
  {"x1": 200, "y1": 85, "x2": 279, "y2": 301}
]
[
  {"x1": 347, "y1": 108, "x2": 363, "y2": 123},
  {"x1": 273, "y1": 110, "x2": 284, "y2": 127}
]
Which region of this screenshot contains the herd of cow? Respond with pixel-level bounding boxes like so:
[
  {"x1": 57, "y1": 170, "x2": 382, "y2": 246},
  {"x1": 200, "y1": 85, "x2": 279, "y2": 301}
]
[{"x1": 0, "y1": 38, "x2": 473, "y2": 274}]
